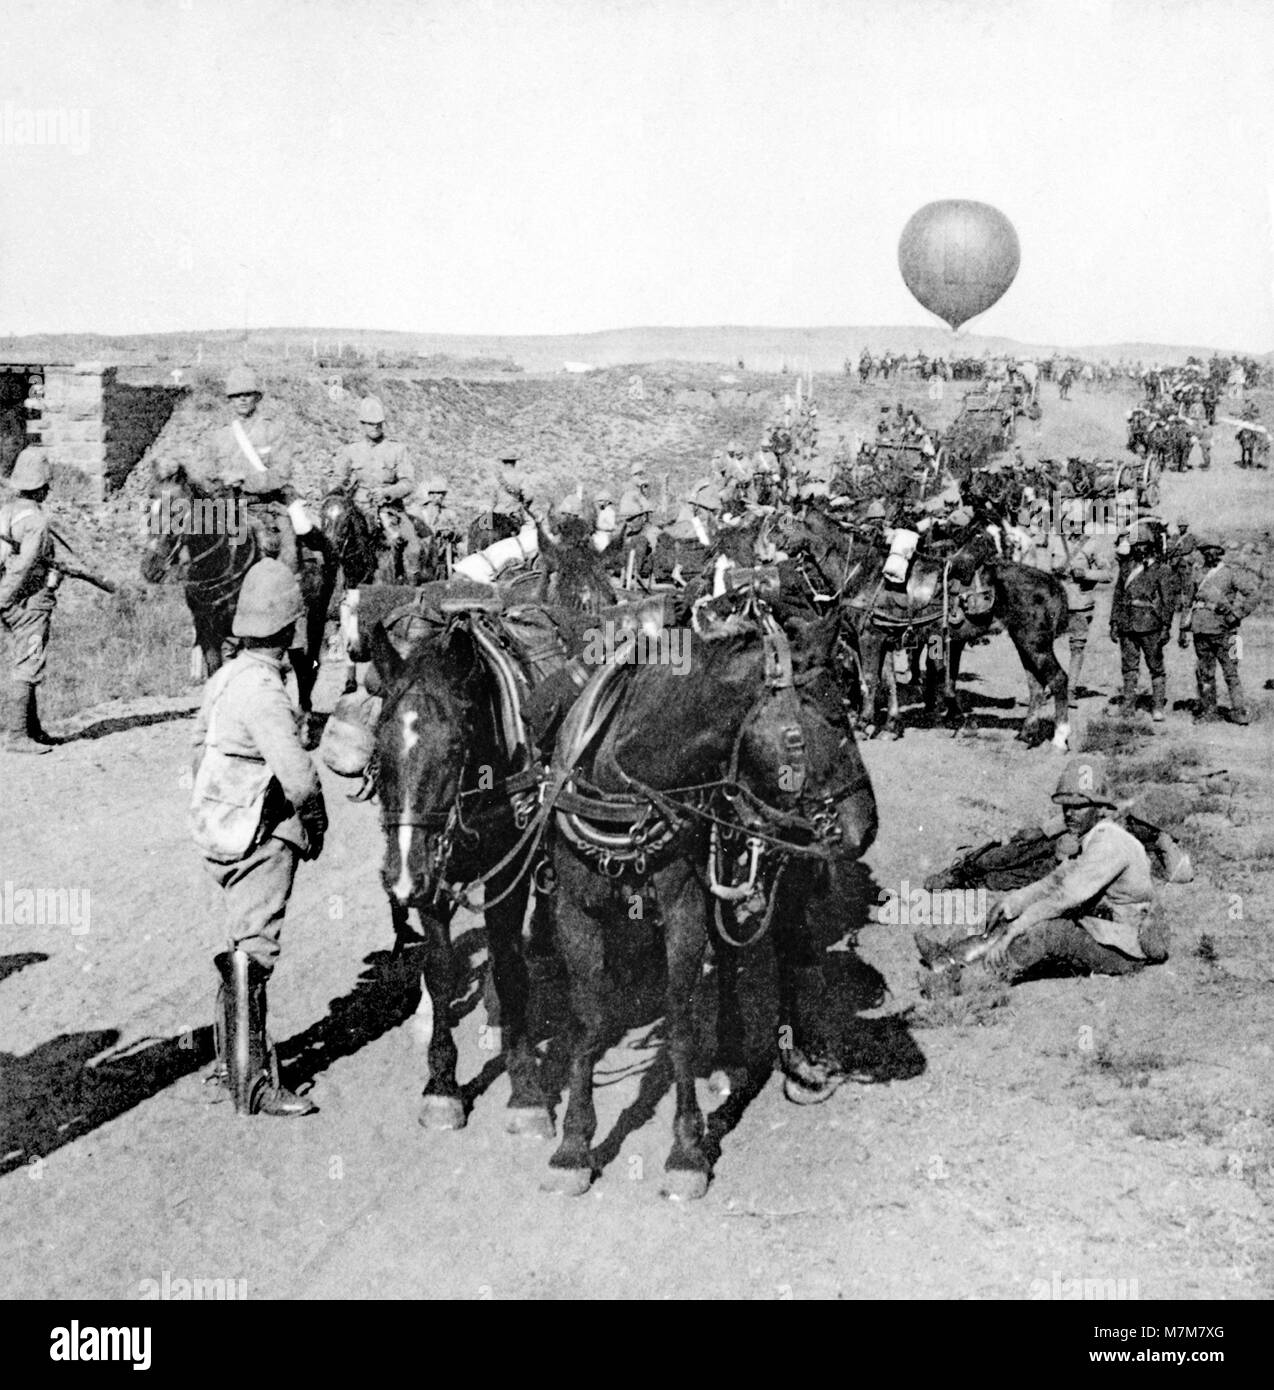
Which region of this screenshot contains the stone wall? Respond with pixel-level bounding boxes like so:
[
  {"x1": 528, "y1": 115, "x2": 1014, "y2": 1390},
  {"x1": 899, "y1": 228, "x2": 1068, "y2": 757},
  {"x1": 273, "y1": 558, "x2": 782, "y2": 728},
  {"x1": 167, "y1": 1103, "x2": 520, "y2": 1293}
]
[{"x1": 23, "y1": 363, "x2": 183, "y2": 500}]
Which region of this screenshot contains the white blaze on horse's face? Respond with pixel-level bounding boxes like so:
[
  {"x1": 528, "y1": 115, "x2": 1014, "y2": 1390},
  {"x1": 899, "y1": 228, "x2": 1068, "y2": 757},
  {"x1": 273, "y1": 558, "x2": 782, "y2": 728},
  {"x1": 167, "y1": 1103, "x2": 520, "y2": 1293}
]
[{"x1": 401, "y1": 708, "x2": 419, "y2": 757}]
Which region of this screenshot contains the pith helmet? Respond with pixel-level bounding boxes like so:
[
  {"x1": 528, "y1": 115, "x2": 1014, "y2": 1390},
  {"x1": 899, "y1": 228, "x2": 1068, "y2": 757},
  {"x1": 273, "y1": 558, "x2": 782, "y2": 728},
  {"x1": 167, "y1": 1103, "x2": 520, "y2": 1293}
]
[
  {"x1": 224, "y1": 366, "x2": 260, "y2": 397},
  {"x1": 232, "y1": 559, "x2": 304, "y2": 638},
  {"x1": 691, "y1": 483, "x2": 721, "y2": 513},
  {"x1": 358, "y1": 395, "x2": 386, "y2": 424},
  {"x1": 865, "y1": 499, "x2": 887, "y2": 521},
  {"x1": 8, "y1": 446, "x2": 51, "y2": 492},
  {"x1": 1052, "y1": 755, "x2": 1117, "y2": 809},
  {"x1": 1197, "y1": 536, "x2": 1226, "y2": 554},
  {"x1": 421, "y1": 474, "x2": 448, "y2": 495}
]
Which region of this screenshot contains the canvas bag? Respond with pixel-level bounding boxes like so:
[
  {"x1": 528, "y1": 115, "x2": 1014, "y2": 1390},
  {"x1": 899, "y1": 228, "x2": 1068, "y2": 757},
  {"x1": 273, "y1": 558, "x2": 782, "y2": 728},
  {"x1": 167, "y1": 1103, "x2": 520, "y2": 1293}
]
[{"x1": 188, "y1": 664, "x2": 276, "y2": 861}]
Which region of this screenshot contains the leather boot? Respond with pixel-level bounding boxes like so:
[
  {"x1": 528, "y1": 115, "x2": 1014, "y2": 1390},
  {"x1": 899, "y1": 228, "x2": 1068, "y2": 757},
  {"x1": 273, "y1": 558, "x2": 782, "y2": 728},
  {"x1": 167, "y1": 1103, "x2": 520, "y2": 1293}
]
[
  {"x1": 23, "y1": 682, "x2": 55, "y2": 745},
  {"x1": 215, "y1": 950, "x2": 317, "y2": 1117},
  {"x1": 4, "y1": 683, "x2": 49, "y2": 755},
  {"x1": 1112, "y1": 670, "x2": 1138, "y2": 713},
  {"x1": 1151, "y1": 676, "x2": 1166, "y2": 722}
]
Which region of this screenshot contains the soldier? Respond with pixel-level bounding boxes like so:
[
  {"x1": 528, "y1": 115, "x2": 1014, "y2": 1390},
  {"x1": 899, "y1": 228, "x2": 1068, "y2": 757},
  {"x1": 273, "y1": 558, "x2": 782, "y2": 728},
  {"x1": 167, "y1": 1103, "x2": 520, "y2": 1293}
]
[
  {"x1": 1110, "y1": 532, "x2": 1174, "y2": 720},
  {"x1": 1180, "y1": 537, "x2": 1255, "y2": 725},
  {"x1": 490, "y1": 451, "x2": 540, "y2": 531},
  {"x1": 335, "y1": 396, "x2": 420, "y2": 582},
  {"x1": 0, "y1": 448, "x2": 59, "y2": 754},
  {"x1": 189, "y1": 559, "x2": 328, "y2": 1117},
  {"x1": 918, "y1": 755, "x2": 1165, "y2": 983},
  {"x1": 593, "y1": 484, "x2": 618, "y2": 553},
  {"x1": 611, "y1": 491, "x2": 659, "y2": 587},
  {"x1": 1058, "y1": 513, "x2": 1114, "y2": 704},
  {"x1": 407, "y1": 474, "x2": 462, "y2": 571},
  {"x1": 195, "y1": 367, "x2": 299, "y2": 573},
  {"x1": 1164, "y1": 515, "x2": 1197, "y2": 637}
]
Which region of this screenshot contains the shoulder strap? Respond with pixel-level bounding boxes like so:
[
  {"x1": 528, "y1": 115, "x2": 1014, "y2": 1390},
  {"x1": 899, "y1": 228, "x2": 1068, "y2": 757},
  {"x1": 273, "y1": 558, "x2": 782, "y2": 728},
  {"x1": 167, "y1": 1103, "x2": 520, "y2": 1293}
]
[{"x1": 230, "y1": 419, "x2": 268, "y2": 472}]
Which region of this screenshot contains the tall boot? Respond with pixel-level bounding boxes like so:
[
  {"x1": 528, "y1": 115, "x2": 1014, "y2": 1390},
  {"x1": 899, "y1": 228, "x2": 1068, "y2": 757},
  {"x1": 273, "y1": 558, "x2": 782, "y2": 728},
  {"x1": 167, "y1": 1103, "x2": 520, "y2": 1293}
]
[
  {"x1": 23, "y1": 682, "x2": 55, "y2": 745},
  {"x1": 215, "y1": 950, "x2": 317, "y2": 1117},
  {"x1": 1068, "y1": 643, "x2": 1086, "y2": 707},
  {"x1": 1151, "y1": 676, "x2": 1166, "y2": 723},
  {"x1": 4, "y1": 683, "x2": 49, "y2": 755},
  {"x1": 1113, "y1": 669, "x2": 1138, "y2": 714}
]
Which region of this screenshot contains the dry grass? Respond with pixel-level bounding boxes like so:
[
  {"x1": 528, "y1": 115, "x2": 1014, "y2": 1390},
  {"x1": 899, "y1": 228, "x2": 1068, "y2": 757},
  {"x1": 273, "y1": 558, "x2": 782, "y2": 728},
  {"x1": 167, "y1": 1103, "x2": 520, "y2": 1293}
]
[{"x1": 40, "y1": 584, "x2": 192, "y2": 722}]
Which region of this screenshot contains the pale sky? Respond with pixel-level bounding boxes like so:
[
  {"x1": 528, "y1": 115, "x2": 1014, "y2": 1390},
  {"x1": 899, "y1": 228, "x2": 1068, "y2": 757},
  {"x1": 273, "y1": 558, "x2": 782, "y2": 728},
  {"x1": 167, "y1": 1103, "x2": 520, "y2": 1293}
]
[{"x1": 2, "y1": 0, "x2": 1272, "y2": 349}]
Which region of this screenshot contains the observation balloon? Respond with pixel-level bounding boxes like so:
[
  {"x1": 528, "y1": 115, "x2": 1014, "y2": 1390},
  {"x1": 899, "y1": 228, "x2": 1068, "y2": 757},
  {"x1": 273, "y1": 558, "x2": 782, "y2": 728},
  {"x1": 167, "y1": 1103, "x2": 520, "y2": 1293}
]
[{"x1": 898, "y1": 200, "x2": 1020, "y2": 331}]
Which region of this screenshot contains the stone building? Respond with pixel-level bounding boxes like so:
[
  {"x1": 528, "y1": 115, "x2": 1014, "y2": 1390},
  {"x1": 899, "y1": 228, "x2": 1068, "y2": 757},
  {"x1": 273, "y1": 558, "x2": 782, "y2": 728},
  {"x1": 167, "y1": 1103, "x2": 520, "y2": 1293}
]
[{"x1": 1, "y1": 360, "x2": 181, "y2": 499}]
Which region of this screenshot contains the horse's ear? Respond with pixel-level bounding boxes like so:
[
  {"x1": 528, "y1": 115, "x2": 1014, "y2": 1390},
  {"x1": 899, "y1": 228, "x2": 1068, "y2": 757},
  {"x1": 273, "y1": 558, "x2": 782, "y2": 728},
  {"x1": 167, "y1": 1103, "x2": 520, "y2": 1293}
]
[{"x1": 369, "y1": 621, "x2": 405, "y2": 686}]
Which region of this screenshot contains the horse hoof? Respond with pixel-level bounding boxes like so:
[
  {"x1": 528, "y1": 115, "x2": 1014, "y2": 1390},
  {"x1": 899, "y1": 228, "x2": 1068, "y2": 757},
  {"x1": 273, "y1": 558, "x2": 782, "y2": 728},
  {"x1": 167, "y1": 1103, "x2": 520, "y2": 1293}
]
[
  {"x1": 505, "y1": 1107, "x2": 555, "y2": 1140},
  {"x1": 661, "y1": 1168, "x2": 710, "y2": 1202},
  {"x1": 418, "y1": 1096, "x2": 467, "y2": 1131},
  {"x1": 783, "y1": 1073, "x2": 843, "y2": 1106},
  {"x1": 541, "y1": 1166, "x2": 593, "y2": 1197}
]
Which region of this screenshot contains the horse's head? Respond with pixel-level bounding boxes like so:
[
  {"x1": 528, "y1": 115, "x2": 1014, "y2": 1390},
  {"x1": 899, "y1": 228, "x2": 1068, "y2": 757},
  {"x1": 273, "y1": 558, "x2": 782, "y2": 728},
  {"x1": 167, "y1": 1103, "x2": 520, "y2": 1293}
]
[
  {"x1": 370, "y1": 619, "x2": 487, "y2": 906},
  {"x1": 730, "y1": 609, "x2": 877, "y2": 859}
]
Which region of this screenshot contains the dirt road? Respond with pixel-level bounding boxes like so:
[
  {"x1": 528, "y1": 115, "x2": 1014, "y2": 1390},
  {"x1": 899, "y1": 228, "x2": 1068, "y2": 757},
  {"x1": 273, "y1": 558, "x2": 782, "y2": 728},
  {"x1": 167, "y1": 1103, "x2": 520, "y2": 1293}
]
[{"x1": 2, "y1": 385, "x2": 1271, "y2": 1300}]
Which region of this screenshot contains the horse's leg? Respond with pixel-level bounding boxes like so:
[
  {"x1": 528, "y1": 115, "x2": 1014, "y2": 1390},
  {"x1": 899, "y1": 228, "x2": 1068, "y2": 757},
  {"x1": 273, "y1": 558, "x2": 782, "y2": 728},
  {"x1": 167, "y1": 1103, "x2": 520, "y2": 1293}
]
[
  {"x1": 1013, "y1": 630, "x2": 1069, "y2": 751},
  {"x1": 709, "y1": 935, "x2": 749, "y2": 1099},
  {"x1": 658, "y1": 859, "x2": 712, "y2": 1200},
  {"x1": 544, "y1": 853, "x2": 606, "y2": 1195},
  {"x1": 881, "y1": 636, "x2": 903, "y2": 739},
  {"x1": 854, "y1": 628, "x2": 880, "y2": 735},
  {"x1": 945, "y1": 636, "x2": 966, "y2": 725},
  {"x1": 415, "y1": 902, "x2": 466, "y2": 1130},
  {"x1": 484, "y1": 867, "x2": 554, "y2": 1139}
]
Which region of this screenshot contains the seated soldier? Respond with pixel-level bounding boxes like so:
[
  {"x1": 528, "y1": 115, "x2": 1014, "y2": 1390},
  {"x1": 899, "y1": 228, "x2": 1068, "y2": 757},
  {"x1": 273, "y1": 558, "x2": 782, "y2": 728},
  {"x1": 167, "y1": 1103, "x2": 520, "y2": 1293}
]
[{"x1": 918, "y1": 755, "x2": 1167, "y2": 985}]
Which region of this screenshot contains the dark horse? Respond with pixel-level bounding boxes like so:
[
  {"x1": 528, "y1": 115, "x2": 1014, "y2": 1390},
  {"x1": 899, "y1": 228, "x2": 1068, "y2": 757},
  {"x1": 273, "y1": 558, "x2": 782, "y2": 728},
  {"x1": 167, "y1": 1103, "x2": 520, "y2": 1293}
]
[
  {"x1": 848, "y1": 530, "x2": 1071, "y2": 747},
  {"x1": 140, "y1": 470, "x2": 337, "y2": 732},
  {"x1": 367, "y1": 614, "x2": 556, "y2": 1137},
  {"x1": 542, "y1": 599, "x2": 878, "y2": 1198}
]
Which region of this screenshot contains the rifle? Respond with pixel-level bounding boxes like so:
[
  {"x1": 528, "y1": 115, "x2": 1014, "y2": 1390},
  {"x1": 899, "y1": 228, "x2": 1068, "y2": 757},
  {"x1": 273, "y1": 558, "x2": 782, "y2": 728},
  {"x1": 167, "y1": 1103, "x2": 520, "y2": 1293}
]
[{"x1": 52, "y1": 560, "x2": 117, "y2": 595}]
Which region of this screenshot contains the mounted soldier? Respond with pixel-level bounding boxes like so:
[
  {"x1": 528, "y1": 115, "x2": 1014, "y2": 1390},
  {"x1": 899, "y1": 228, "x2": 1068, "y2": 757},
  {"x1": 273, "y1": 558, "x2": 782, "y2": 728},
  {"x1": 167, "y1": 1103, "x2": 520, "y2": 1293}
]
[
  {"x1": 407, "y1": 473, "x2": 461, "y2": 574},
  {"x1": 1179, "y1": 536, "x2": 1256, "y2": 725},
  {"x1": 0, "y1": 448, "x2": 59, "y2": 754},
  {"x1": 335, "y1": 395, "x2": 420, "y2": 583},
  {"x1": 190, "y1": 559, "x2": 328, "y2": 1117},
  {"x1": 194, "y1": 367, "x2": 300, "y2": 574}
]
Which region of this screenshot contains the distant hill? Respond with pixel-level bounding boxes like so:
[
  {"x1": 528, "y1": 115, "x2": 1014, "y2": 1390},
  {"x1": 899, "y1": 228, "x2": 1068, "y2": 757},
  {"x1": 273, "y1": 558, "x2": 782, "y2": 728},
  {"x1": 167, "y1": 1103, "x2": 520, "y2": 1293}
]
[{"x1": 1, "y1": 325, "x2": 1266, "y2": 375}]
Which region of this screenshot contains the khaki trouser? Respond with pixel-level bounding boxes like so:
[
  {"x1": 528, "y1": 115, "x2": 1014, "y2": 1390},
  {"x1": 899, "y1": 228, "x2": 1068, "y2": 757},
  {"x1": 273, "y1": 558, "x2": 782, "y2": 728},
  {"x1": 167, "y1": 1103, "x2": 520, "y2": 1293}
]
[
  {"x1": 1193, "y1": 630, "x2": 1245, "y2": 714},
  {"x1": 996, "y1": 913, "x2": 1168, "y2": 982},
  {"x1": 1, "y1": 591, "x2": 54, "y2": 684},
  {"x1": 203, "y1": 835, "x2": 299, "y2": 972}
]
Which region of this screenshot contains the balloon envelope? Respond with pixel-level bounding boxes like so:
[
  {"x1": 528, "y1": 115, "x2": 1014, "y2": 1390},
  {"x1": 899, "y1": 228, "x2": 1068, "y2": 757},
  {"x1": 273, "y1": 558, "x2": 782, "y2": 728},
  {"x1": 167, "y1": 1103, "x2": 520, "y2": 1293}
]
[{"x1": 898, "y1": 200, "x2": 1020, "y2": 330}]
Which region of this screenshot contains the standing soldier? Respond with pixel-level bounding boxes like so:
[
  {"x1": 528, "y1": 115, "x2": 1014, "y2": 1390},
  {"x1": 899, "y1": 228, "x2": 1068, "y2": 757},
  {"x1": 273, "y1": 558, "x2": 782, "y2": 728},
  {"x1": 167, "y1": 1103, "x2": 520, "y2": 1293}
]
[
  {"x1": 1179, "y1": 537, "x2": 1255, "y2": 725},
  {"x1": 1110, "y1": 532, "x2": 1174, "y2": 721},
  {"x1": 1058, "y1": 513, "x2": 1114, "y2": 704},
  {"x1": 490, "y1": 452, "x2": 539, "y2": 532},
  {"x1": 1164, "y1": 515, "x2": 1197, "y2": 639},
  {"x1": 189, "y1": 559, "x2": 328, "y2": 1117},
  {"x1": 335, "y1": 395, "x2": 419, "y2": 582},
  {"x1": 0, "y1": 447, "x2": 59, "y2": 755},
  {"x1": 194, "y1": 367, "x2": 300, "y2": 573}
]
